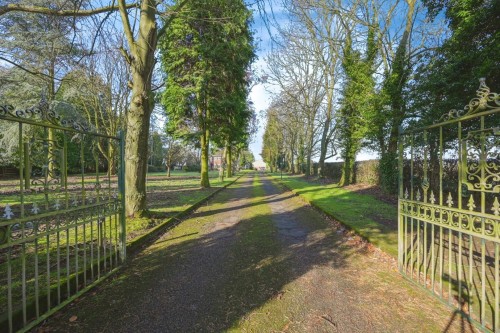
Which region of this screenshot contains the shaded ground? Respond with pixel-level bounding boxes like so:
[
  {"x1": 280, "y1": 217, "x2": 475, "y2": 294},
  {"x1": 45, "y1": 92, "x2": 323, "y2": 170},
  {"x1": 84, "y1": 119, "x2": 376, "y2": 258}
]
[{"x1": 34, "y1": 174, "x2": 474, "y2": 333}]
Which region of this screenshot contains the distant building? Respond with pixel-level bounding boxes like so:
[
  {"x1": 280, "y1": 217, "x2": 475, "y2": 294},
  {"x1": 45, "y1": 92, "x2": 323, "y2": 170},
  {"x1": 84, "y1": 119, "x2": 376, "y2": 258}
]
[
  {"x1": 252, "y1": 160, "x2": 267, "y2": 171},
  {"x1": 210, "y1": 150, "x2": 224, "y2": 170}
]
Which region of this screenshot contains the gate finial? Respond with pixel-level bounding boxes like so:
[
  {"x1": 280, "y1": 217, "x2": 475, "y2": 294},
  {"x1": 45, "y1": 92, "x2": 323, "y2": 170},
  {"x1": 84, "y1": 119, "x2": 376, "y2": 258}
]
[{"x1": 436, "y1": 78, "x2": 499, "y2": 123}]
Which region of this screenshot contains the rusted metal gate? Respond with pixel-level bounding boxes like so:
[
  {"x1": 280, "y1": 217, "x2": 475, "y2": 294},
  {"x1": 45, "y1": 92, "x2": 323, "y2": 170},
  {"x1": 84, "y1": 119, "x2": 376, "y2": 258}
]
[
  {"x1": 0, "y1": 98, "x2": 126, "y2": 332},
  {"x1": 398, "y1": 79, "x2": 500, "y2": 331}
]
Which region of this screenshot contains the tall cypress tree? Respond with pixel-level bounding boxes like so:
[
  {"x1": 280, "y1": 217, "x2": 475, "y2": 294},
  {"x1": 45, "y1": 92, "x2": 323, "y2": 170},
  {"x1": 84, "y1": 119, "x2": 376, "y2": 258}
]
[{"x1": 160, "y1": 0, "x2": 254, "y2": 188}]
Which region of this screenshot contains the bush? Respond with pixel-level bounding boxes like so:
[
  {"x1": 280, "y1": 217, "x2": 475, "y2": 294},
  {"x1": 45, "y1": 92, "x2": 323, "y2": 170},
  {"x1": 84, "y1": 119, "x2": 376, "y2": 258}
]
[
  {"x1": 183, "y1": 164, "x2": 201, "y2": 172},
  {"x1": 147, "y1": 165, "x2": 165, "y2": 173}
]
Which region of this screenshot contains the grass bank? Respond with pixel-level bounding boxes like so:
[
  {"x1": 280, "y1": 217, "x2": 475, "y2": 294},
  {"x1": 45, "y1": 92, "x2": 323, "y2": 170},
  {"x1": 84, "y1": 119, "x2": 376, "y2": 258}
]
[
  {"x1": 270, "y1": 173, "x2": 398, "y2": 257},
  {"x1": 127, "y1": 170, "x2": 237, "y2": 242}
]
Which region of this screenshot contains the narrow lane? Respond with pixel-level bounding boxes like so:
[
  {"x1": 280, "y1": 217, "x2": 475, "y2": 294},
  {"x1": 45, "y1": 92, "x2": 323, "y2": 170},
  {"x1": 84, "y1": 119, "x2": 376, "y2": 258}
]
[{"x1": 37, "y1": 174, "x2": 472, "y2": 332}]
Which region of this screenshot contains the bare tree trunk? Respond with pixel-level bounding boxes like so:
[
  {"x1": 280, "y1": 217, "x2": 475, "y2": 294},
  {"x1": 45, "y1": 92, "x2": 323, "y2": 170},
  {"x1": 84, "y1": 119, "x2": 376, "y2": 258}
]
[
  {"x1": 124, "y1": 72, "x2": 152, "y2": 215},
  {"x1": 121, "y1": 0, "x2": 157, "y2": 216},
  {"x1": 200, "y1": 126, "x2": 210, "y2": 188},
  {"x1": 226, "y1": 145, "x2": 232, "y2": 178}
]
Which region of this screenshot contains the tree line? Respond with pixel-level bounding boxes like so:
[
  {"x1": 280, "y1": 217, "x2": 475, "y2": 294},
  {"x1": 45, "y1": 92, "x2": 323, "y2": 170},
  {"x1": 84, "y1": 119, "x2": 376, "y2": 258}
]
[
  {"x1": 260, "y1": 0, "x2": 499, "y2": 193},
  {"x1": 0, "y1": 0, "x2": 257, "y2": 216}
]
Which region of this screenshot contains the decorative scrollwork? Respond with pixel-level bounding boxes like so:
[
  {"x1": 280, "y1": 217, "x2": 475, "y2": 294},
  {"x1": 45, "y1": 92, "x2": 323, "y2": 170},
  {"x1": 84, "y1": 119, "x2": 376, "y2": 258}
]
[
  {"x1": 436, "y1": 78, "x2": 500, "y2": 123},
  {"x1": 0, "y1": 97, "x2": 93, "y2": 132},
  {"x1": 401, "y1": 199, "x2": 500, "y2": 238},
  {"x1": 461, "y1": 129, "x2": 500, "y2": 193}
]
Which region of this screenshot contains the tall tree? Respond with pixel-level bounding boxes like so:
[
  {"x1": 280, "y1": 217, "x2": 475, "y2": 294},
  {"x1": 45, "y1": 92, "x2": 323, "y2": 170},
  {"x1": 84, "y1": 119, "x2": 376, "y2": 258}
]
[
  {"x1": 160, "y1": 0, "x2": 254, "y2": 187},
  {"x1": 412, "y1": 0, "x2": 500, "y2": 124},
  {"x1": 0, "y1": 0, "x2": 86, "y2": 177},
  {"x1": 337, "y1": 8, "x2": 378, "y2": 186},
  {"x1": 0, "y1": 0, "x2": 186, "y2": 216}
]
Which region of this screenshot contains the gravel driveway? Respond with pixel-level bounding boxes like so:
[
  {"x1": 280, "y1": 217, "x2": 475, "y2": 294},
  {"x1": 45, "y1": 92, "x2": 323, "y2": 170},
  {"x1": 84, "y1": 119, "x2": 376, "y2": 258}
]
[{"x1": 35, "y1": 174, "x2": 475, "y2": 333}]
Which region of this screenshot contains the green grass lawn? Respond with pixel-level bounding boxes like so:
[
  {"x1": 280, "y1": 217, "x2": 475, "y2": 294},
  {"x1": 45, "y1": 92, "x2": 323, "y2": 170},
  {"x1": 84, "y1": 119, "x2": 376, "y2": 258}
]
[
  {"x1": 270, "y1": 173, "x2": 398, "y2": 257},
  {"x1": 126, "y1": 170, "x2": 238, "y2": 240}
]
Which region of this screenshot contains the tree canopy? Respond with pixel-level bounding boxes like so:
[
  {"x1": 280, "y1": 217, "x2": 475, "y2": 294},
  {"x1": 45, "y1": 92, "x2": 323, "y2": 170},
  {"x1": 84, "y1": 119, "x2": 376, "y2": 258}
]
[{"x1": 160, "y1": 0, "x2": 255, "y2": 187}]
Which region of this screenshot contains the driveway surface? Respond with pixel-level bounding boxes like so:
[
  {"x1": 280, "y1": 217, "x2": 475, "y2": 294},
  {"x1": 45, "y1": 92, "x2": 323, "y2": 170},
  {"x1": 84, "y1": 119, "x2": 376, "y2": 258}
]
[{"x1": 36, "y1": 174, "x2": 474, "y2": 333}]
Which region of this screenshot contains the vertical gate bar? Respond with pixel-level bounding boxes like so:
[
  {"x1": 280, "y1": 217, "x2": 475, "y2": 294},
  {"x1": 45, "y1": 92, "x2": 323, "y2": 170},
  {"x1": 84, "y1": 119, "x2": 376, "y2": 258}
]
[
  {"x1": 469, "y1": 234, "x2": 474, "y2": 318},
  {"x1": 431, "y1": 223, "x2": 435, "y2": 292},
  {"x1": 480, "y1": 115, "x2": 486, "y2": 326},
  {"x1": 67, "y1": 220, "x2": 71, "y2": 299},
  {"x1": 411, "y1": 215, "x2": 414, "y2": 279},
  {"x1": 83, "y1": 217, "x2": 87, "y2": 287},
  {"x1": 56, "y1": 217, "x2": 61, "y2": 304},
  {"x1": 439, "y1": 126, "x2": 444, "y2": 297},
  {"x1": 458, "y1": 231, "x2": 463, "y2": 306},
  {"x1": 46, "y1": 220, "x2": 50, "y2": 311},
  {"x1": 440, "y1": 225, "x2": 444, "y2": 298},
  {"x1": 90, "y1": 210, "x2": 94, "y2": 281},
  {"x1": 118, "y1": 131, "x2": 126, "y2": 262},
  {"x1": 110, "y1": 209, "x2": 119, "y2": 265},
  {"x1": 457, "y1": 121, "x2": 462, "y2": 306},
  {"x1": 21, "y1": 228, "x2": 27, "y2": 327},
  {"x1": 107, "y1": 214, "x2": 111, "y2": 269},
  {"x1": 97, "y1": 206, "x2": 101, "y2": 280},
  {"x1": 19, "y1": 123, "x2": 28, "y2": 325},
  {"x1": 109, "y1": 213, "x2": 113, "y2": 268},
  {"x1": 495, "y1": 243, "x2": 499, "y2": 331},
  {"x1": 449, "y1": 229, "x2": 453, "y2": 304},
  {"x1": 404, "y1": 213, "x2": 408, "y2": 274},
  {"x1": 103, "y1": 207, "x2": 107, "y2": 273},
  {"x1": 424, "y1": 221, "x2": 428, "y2": 287},
  {"x1": 481, "y1": 238, "x2": 486, "y2": 325},
  {"x1": 22, "y1": 241, "x2": 26, "y2": 326},
  {"x1": 7, "y1": 248, "x2": 12, "y2": 333},
  {"x1": 75, "y1": 217, "x2": 79, "y2": 292},
  {"x1": 34, "y1": 226, "x2": 39, "y2": 318},
  {"x1": 398, "y1": 131, "x2": 404, "y2": 271},
  {"x1": 19, "y1": 123, "x2": 24, "y2": 217},
  {"x1": 417, "y1": 216, "x2": 421, "y2": 284}
]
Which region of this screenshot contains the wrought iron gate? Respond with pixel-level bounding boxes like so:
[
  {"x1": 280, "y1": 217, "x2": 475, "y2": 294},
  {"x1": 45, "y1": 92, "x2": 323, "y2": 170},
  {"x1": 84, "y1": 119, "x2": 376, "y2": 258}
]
[
  {"x1": 0, "y1": 99, "x2": 126, "y2": 332},
  {"x1": 398, "y1": 79, "x2": 500, "y2": 331}
]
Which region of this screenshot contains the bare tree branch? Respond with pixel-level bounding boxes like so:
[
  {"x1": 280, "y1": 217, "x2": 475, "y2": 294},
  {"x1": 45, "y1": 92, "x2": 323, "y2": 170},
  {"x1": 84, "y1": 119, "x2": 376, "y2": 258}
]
[{"x1": 0, "y1": 2, "x2": 138, "y2": 17}]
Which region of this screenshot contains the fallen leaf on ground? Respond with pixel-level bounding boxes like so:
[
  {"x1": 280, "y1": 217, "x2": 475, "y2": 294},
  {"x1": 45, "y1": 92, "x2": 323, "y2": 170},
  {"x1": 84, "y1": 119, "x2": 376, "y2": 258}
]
[{"x1": 69, "y1": 315, "x2": 78, "y2": 322}]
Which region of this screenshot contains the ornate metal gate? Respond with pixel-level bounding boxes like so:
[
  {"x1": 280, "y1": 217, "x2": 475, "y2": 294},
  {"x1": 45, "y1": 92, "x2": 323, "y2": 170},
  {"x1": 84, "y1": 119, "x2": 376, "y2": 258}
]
[
  {"x1": 0, "y1": 98, "x2": 126, "y2": 332},
  {"x1": 398, "y1": 79, "x2": 500, "y2": 331}
]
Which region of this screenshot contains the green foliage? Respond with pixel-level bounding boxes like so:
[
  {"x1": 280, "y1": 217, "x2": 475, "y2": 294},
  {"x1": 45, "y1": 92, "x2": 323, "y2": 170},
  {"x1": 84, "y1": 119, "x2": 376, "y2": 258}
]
[
  {"x1": 160, "y1": 0, "x2": 254, "y2": 141},
  {"x1": 159, "y1": 0, "x2": 255, "y2": 187},
  {"x1": 412, "y1": 0, "x2": 500, "y2": 126},
  {"x1": 338, "y1": 25, "x2": 377, "y2": 186},
  {"x1": 378, "y1": 152, "x2": 398, "y2": 193}
]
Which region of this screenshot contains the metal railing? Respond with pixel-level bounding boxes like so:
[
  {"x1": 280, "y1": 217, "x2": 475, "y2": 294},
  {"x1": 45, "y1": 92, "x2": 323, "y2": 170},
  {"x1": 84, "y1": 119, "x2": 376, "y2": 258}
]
[
  {"x1": 0, "y1": 101, "x2": 126, "y2": 332},
  {"x1": 398, "y1": 79, "x2": 500, "y2": 332}
]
